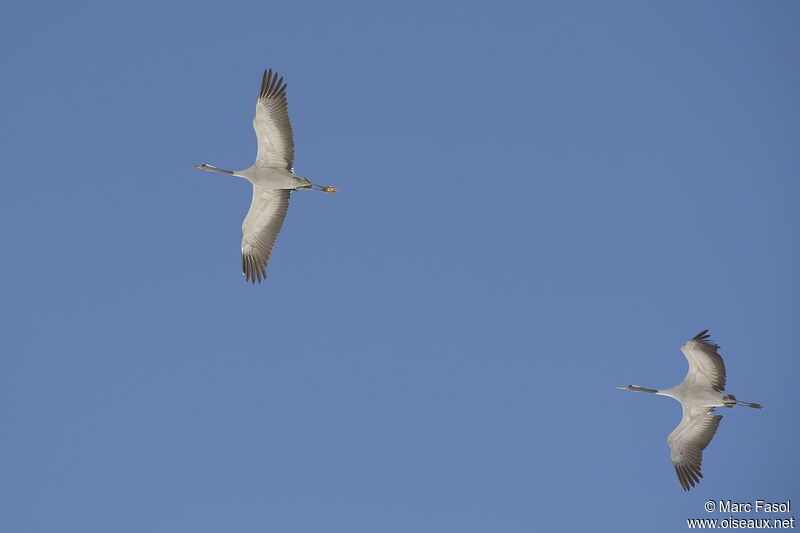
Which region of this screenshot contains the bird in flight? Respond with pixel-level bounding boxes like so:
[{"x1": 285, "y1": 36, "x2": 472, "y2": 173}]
[
  {"x1": 618, "y1": 330, "x2": 762, "y2": 490},
  {"x1": 194, "y1": 68, "x2": 336, "y2": 284}
]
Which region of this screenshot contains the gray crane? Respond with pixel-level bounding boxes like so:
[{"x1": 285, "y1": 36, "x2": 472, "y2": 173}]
[
  {"x1": 619, "y1": 330, "x2": 762, "y2": 490},
  {"x1": 194, "y1": 68, "x2": 336, "y2": 284}
]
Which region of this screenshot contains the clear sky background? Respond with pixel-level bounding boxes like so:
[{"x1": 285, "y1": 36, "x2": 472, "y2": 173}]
[{"x1": 1, "y1": 1, "x2": 797, "y2": 532}]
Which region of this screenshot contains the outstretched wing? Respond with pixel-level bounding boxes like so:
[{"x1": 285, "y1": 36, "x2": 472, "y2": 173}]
[
  {"x1": 667, "y1": 405, "x2": 722, "y2": 491},
  {"x1": 680, "y1": 329, "x2": 727, "y2": 391},
  {"x1": 253, "y1": 69, "x2": 295, "y2": 170},
  {"x1": 241, "y1": 187, "x2": 291, "y2": 283}
]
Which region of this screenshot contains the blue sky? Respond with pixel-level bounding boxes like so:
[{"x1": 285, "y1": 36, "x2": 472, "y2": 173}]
[{"x1": 1, "y1": 1, "x2": 797, "y2": 531}]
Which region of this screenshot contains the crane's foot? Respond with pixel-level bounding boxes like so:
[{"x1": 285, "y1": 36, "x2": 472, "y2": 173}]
[{"x1": 308, "y1": 184, "x2": 337, "y2": 193}]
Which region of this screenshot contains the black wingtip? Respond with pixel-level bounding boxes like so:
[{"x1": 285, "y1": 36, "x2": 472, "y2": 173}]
[{"x1": 258, "y1": 67, "x2": 288, "y2": 100}]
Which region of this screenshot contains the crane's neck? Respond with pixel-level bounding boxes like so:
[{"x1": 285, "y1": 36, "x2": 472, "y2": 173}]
[
  {"x1": 624, "y1": 385, "x2": 659, "y2": 394},
  {"x1": 193, "y1": 164, "x2": 237, "y2": 176}
]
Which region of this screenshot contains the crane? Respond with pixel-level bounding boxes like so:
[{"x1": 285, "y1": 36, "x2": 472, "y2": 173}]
[
  {"x1": 194, "y1": 68, "x2": 336, "y2": 283},
  {"x1": 618, "y1": 330, "x2": 762, "y2": 490}
]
